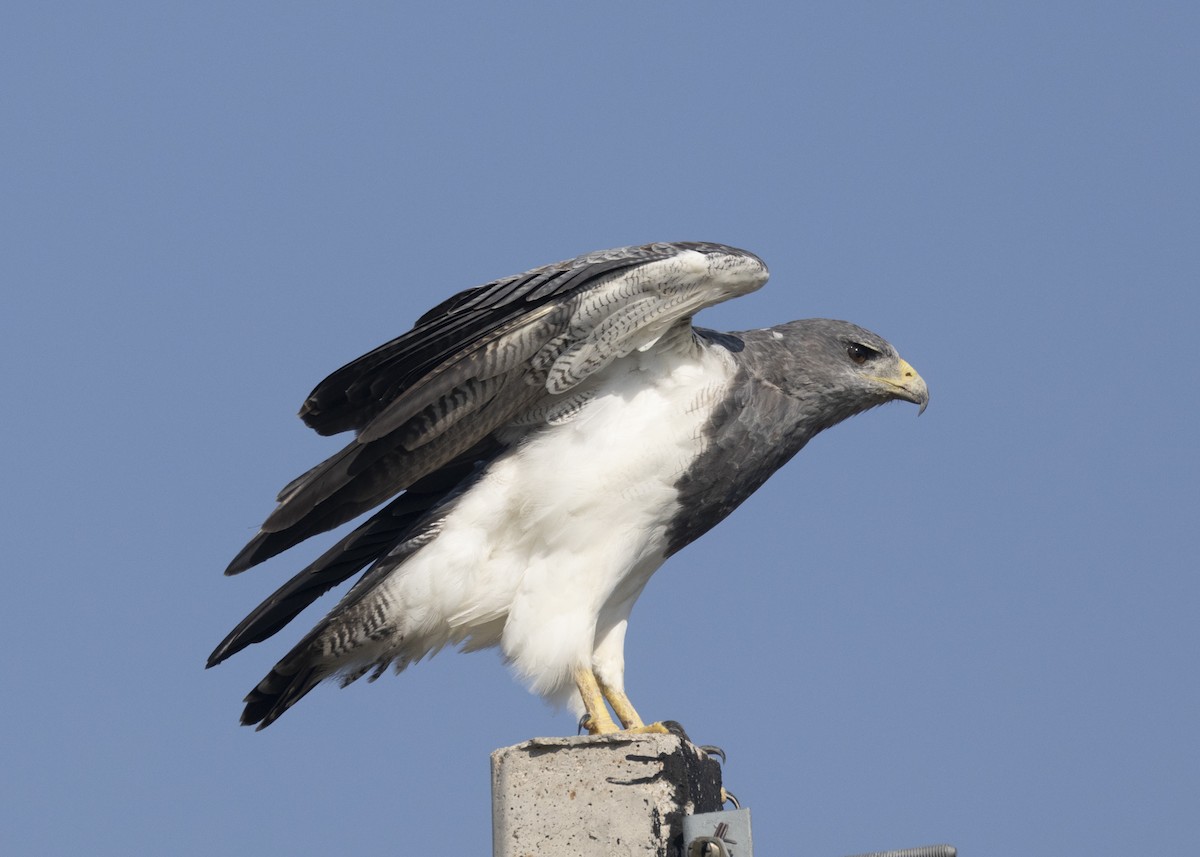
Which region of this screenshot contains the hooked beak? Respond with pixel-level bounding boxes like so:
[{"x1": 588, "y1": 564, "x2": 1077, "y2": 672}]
[{"x1": 871, "y1": 357, "x2": 929, "y2": 414}]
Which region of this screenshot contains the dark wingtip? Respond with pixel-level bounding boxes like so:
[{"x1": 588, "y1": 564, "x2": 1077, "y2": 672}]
[
  {"x1": 206, "y1": 636, "x2": 237, "y2": 669},
  {"x1": 225, "y1": 526, "x2": 307, "y2": 575},
  {"x1": 225, "y1": 531, "x2": 269, "y2": 575}
]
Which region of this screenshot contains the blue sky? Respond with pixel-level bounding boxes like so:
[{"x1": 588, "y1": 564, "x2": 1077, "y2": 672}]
[{"x1": 3, "y1": 3, "x2": 1196, "y2": 855}]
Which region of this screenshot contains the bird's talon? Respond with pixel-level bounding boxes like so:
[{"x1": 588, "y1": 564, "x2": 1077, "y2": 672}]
[
  {"x1": 656, "y1": 719, "x2": 692, "y2": 741},
  {"x1": 699, "y1": 744, "x2": 726, "y2": 764}
]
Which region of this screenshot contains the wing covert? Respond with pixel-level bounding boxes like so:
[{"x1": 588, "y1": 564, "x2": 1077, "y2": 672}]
[{"x1": 226, "y1": 241, "x2": 767, "y2": 575}]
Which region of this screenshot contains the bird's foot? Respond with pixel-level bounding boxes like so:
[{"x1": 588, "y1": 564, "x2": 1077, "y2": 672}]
[
  {"x1": 575, "y1": 668, "x2": 622, "y2": 734},
  {"x1": 578, "y1": 712, "x2": 672, "y2": 736},
  {"x1": 620, "y1": 721, "x2": 672, "y2": 735},
  {"x1": 575, "y1": 668, "x2": 685, "y2": 736}
]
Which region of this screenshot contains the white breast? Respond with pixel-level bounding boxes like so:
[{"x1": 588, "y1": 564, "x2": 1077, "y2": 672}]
[{"x1": 363, "y1": 336, "x2": 739, "y2": 701}]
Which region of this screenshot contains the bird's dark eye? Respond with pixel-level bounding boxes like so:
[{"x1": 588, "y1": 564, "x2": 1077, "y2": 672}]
[{"x1": 846, "y1": 342, "x2": 877, "y2": 365}]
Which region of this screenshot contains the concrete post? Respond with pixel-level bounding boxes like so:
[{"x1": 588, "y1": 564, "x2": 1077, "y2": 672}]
[{"x1": 491, "y1": 732, "x2": 724, "y2": 857}]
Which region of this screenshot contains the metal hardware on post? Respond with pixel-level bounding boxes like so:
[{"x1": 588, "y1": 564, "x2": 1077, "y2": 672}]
[{"x1": 683, "y1": 808, "x2": 753, "y2": 857}]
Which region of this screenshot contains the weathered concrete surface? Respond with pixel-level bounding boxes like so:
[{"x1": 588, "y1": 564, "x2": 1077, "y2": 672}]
[{"x1": 492, "y1": 733, "x2": 723, "y2": 857}]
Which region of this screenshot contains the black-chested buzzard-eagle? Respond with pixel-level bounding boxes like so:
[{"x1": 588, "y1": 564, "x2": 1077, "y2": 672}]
[{"x1": 208, "y1": 242, "x2": 928, "y2": 731}]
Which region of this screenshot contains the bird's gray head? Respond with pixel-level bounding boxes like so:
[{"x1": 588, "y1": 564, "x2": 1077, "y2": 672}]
[{"x1": 744, "y1": 318, "x2": 929, "y2": 429}]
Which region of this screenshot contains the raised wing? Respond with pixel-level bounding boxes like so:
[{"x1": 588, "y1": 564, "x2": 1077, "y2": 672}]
[{"x1": 224, "y1": 241, "x2": 768, "y2": 575}]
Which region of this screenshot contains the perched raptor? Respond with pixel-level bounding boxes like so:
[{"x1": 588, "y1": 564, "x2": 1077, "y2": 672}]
[{"x1": 209, "y1": 242, "x2": 928, "y2": 731}]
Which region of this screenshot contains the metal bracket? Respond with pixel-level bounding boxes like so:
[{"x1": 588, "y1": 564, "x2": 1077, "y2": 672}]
[
  {"x1": 684, "y1": 808, "x2": 753, "y2": 857},
  {"x1": 684, "y1": 807, "x2": 956, "y2": 857}
]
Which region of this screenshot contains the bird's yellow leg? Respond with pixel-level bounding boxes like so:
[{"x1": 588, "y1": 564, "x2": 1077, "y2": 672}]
[
  {"x1": 574, "y1": 667, "x2": 620, "y2": 734},
  {"x1": 597, "y1": 677, "x2": 670, "y2": 735}
]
